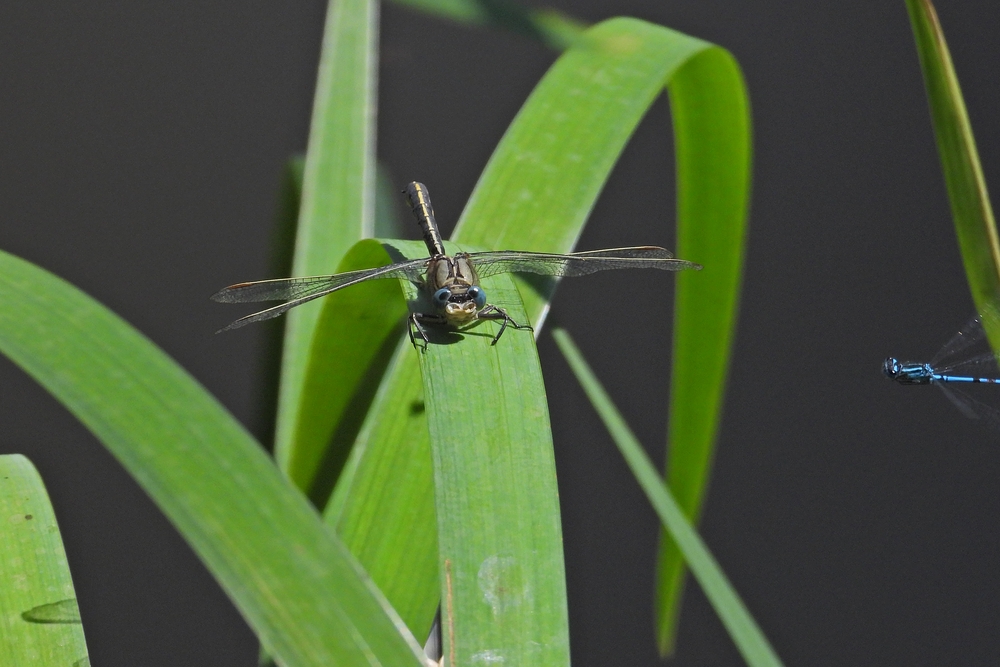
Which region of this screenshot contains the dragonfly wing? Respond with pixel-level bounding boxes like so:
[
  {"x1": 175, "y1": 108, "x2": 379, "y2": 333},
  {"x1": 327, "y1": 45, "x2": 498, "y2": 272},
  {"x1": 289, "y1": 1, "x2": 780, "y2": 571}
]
[
  {"x1": 213, "y1": 258, "x2": 428, "y2": 332},
  {"x1": 470, "y1": 247, "x2": 700, "y2": 279},
  {"x1": 211, "y1": 259, "x2": 428, "y2": 303},
  {"x1": 217, "y1": 298, "x2": 320, "y2": 331},
  {"x1": 937, "y1": 384, "x2": 982, "y2": 419},
  {"x1": 931, "y1": 316, "x2": 991, "y2": 367},
  {"x1": 936, "y1": 383, "x2": 1000, "y2": 436},
  {"x1": 929, "y1": 318, "x2": 1000, "y2": 377}
]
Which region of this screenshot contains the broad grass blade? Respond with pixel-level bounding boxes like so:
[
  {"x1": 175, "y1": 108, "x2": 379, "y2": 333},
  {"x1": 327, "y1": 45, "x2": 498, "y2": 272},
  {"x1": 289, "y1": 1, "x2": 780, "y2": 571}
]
[
  {"x1": 390, "y1": 239, "x2": 569, "y2": 666},
  {"x1": 0, "y1": 251, "x2": 425, "y2": 667},
  {"x1": 275, "y1": 0, "x2": 380, "y2": 489},
  {"x1": 0, "y1": 455, "x2": 89, "y2": 667}
]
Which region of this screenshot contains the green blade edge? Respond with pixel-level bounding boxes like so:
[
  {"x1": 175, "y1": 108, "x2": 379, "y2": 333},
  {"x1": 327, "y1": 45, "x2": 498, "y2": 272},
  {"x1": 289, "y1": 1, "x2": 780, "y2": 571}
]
[
  {"x1": 905, "y1": 0, "x2": 1000, "y2": 344},
  {"x1": 0, "y1": 455, "x2": 89, "y2": 666},
  {"x1": 0, "y1": 251, "x2": 424, "y2": 667},
  {"x1": 552, "y1": 330, "x2": 782, "y2": 667}
]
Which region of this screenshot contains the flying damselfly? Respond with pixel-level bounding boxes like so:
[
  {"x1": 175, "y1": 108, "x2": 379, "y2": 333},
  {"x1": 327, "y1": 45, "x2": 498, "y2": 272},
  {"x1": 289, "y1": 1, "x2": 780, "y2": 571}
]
[
  {"x1": 883, "y1": 316, "x2": 1000, "y2": 431},
  {"x1": 212, "y1": 182, "x2": 702, "y2": 346}
]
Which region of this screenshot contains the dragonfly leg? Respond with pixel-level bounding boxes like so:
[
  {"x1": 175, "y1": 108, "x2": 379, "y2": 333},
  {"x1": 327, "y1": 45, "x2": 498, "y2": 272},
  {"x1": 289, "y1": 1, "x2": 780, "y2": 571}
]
[
  {"x1": 410, "y1": 312, "x2": 449, "y2": 349},
  {"x1": 478, "y1": 305, "x2": 533, "y2": 345},
  {"x1": 408, "y1": 312, "x2": 429, "y2": 350}
]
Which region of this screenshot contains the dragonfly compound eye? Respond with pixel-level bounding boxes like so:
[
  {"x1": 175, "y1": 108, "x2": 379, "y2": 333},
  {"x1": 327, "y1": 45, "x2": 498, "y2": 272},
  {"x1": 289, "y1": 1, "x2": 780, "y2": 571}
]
[
  {"x1": 467, "y1": 285, "x2": 487, "y2": 309},
  {"x1": 882, "y1": 357, "x2": 899, "y2": 378},
  {"x1": 433, "y1": 287, "x2": 452, "y2": 307}
]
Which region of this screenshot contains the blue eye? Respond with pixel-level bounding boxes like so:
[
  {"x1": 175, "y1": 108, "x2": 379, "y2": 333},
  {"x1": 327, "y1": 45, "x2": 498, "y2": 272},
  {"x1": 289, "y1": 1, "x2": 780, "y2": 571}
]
[
  {"x1": 467, "y1": 285, "x2": 487, "y2": 309},
  {"x1": 433, "y1": 287, "x2": 452, "y2": 307}
]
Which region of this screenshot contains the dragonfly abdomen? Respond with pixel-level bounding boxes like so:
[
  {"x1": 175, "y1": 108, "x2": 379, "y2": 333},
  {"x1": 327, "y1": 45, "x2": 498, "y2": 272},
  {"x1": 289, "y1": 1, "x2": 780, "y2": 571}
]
[{"x1": 405, "y1": 182, "x2": 446, "y2": 257}]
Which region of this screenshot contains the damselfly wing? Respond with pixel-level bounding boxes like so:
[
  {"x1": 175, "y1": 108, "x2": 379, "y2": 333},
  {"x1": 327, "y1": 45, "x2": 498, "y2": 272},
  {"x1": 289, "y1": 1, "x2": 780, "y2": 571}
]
[{"x1": 883, "y1": 316, "x2": 1000, "y2": 431}]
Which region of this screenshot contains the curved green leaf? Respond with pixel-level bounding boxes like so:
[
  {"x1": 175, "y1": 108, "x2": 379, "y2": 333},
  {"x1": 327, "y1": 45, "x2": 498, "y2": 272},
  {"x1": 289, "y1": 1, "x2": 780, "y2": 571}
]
[
  {"x1": 0, "y1": 251, "x2": 424, "y2": 667},
  {"x1": 552, "y1": 330, "x2": 781, "y2": 667},
  {"x1": 0, "y1": 455, "x2": 88, "y2": 666},
  {"x1": 323, "y1": 15, "x2": 750, "y2": 654},
  {"x1": 906, "y1": 0, "x2": 1000, "y2": 346},
  {"x1": 453, "y1": 17, "x2": 751, "y2": 654}
]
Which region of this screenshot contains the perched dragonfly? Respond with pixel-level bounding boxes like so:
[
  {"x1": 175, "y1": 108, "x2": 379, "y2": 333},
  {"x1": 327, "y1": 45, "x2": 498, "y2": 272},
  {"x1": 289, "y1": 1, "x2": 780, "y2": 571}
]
[
  {"x1": 883, "y1": 316, "x2": 1000, "y2": 430},
  {"x1": 212, "y1": 182, "x2": 702, "y2": 346}
]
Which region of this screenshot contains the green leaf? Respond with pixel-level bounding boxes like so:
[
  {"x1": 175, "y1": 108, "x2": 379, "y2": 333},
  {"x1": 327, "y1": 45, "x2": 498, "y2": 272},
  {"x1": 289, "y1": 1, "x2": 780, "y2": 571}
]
[
  {"x1": 275, "y1": 0, "x2": 380, "y2": 488},
  {"x1": 905, "y1": 0, "x2": 1000, "y2": 346},
  {"x1": 325, "y1": 15, "x2": 750, "y2": 653},
  {"x1": 0, "y1": 455, "x2": 89, "y2": 666},
  {"x1": 552, "y1": 330, "x2": 783, "y2": 667},
  {"x1": 658, "y1": 46, "x2": 751, "y2": 655},
  {"x1": 390, "y1": 239, "x2": 569, "y2": 665},
  {"x1": 0, "y1": 251, "x2": 424, "y2": 667},
  {"x1": 451, "y1": 18, "x2": 751, "y2": 654}
]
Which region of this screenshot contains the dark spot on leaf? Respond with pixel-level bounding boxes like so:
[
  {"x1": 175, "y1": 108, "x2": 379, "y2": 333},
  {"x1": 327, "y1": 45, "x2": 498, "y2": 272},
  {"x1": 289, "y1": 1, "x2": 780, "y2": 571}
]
[
  {"x1": 410, "y1": 400, "x2": 425, "y2": 415},
  {"x1": 21, "y1": 598, "x2": 81, "y2": 624},
  {"x1": 24, "y1": 514, "x2": 32, "y2": 520}
]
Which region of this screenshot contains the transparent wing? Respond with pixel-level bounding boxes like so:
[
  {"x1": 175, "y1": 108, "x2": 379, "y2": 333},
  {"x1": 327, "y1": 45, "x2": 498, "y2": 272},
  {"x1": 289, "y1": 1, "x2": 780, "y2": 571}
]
[
  {"x1": 211, "y1": 257, "x2": 428, "y2": 331},
  {"x1": 469, "y1": 246, "x2": 701, "y2": 279},
  {"x1": 930, "y1": 316, "x2": 1000, "y2": 377},
  {"x1": 937, "y1": 384, "x2": 1000, "y2": 436}
]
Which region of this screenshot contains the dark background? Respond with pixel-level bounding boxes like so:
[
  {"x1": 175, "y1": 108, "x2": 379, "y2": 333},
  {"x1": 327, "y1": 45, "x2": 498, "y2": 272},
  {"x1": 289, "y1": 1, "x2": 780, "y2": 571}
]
[{"x1": 2, "y1": 1, "x2": 999, "y2": 665}]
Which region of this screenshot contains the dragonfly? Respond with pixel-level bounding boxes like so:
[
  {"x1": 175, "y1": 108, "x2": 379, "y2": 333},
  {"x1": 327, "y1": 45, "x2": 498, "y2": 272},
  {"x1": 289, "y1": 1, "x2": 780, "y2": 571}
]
[
  {"x1": 883, "y1": 316, "x2": 1000, "y2": 430},
  {"x1": 212, "y1": 182, "x2": 702, "y2": 346}
]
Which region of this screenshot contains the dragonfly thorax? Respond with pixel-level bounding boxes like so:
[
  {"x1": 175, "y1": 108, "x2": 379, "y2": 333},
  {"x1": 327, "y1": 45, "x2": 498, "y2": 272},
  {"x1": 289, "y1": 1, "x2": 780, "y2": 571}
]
[{"x1": 883, "y1": 357, "x2": 934, "y2": 384}]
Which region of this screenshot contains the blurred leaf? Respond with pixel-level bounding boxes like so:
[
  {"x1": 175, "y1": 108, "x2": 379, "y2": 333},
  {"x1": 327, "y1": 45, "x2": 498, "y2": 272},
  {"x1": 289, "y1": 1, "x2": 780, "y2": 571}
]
[
  {"x1": 0, "y1": 251, "x2": 424, "y2": 667},
  {"x1": 906, "y1": 0, "x2": 1000, "y2": 348},
  {"x1": 375, "y1": 163, "x2": 407, "y2": 240},
  {"x1": 253, "y1": 156, "x2": 305, "y2": 453},
  {"x1": 552, "y1": 330, "x2": 782, "y2": 667},
  {"x1": 389, "y1": 0, "x2": 586, "y2": 49},
  {"x1": 0, "y1": 455, "x2": 88, "y2": 666},
  {"x1": 275, "y1": 0, "x2": 380, "y2": 489}
]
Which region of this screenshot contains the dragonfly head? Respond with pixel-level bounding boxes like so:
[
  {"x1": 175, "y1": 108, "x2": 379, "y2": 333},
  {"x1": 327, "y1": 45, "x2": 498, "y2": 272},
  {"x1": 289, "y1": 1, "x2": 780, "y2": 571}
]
[
  {"x1": 882, "y1": 357, "x2": 901, "y2": 379},
  {"x1": 433, "y1": 285, "x2": 488, "y2": 323}
]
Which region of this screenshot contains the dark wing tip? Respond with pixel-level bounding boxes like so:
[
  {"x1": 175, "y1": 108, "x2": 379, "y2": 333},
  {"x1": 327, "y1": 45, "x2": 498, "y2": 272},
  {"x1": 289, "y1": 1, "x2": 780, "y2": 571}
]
[{"x1": 210, "y1": 283, "x2": 253, "y2": 303}]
